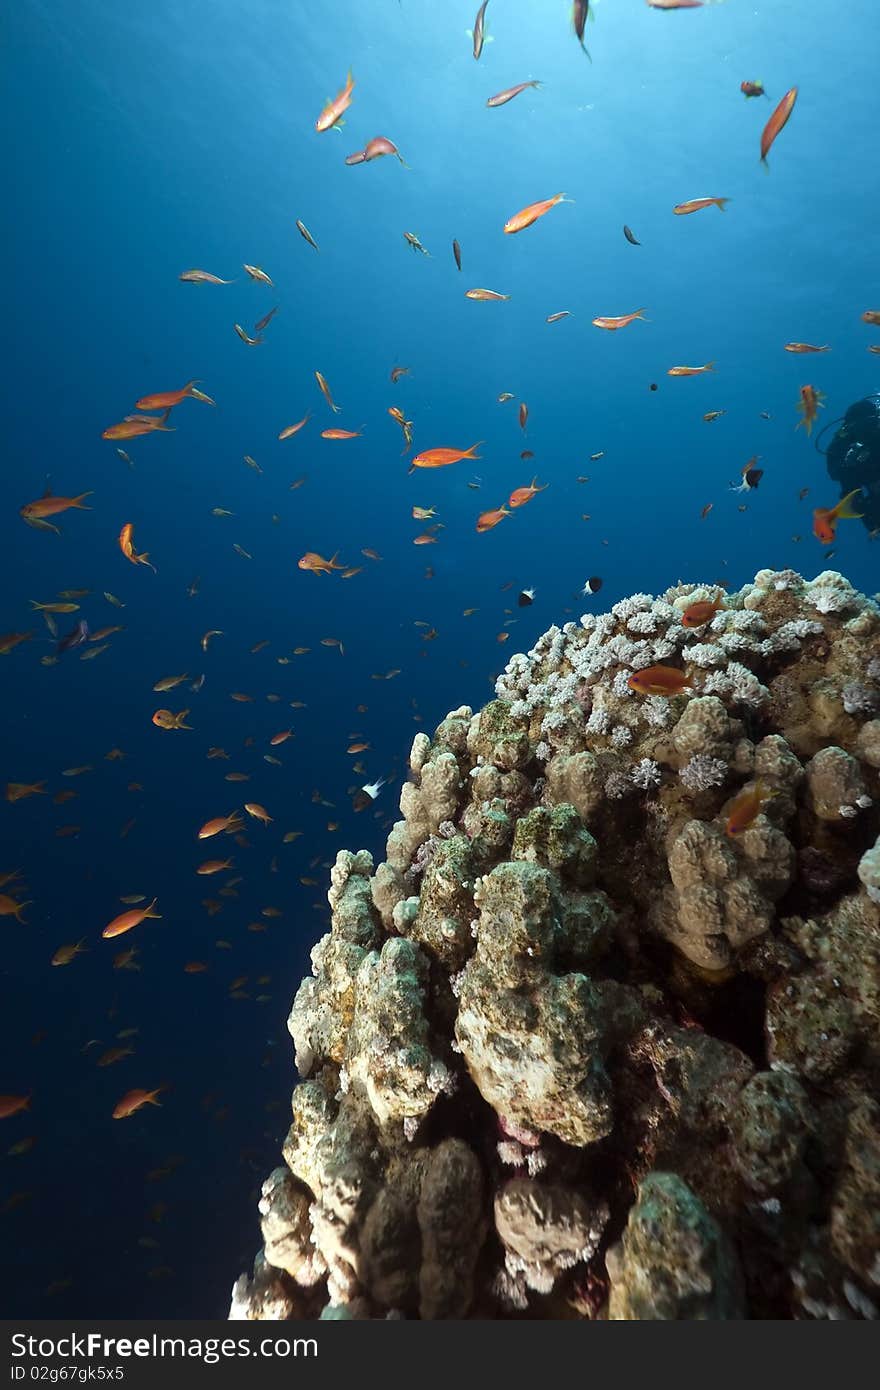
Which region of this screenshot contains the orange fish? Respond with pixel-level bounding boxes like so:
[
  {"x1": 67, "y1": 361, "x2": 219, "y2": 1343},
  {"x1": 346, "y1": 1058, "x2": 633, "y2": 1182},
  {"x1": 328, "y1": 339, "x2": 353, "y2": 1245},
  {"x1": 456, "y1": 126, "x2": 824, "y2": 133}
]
[
  {"x1": 413, "y1": 533, "x2": 438, "y2": 545},
  {"x1": 51, "y1": 939, "x2": 87, "y2": 967},
  {"x1": 519, "y1": 402, "x2": 529, "y2": 431},
  {"x1": 269, "y1": 729, "x2": 294, "y2": 746},
  {"x1": 315, "y1": 70, "x2": 355, "y2": 133},
  {"x1": 102, "y1": 410, "x2": 174, "y2": 440},
  {"x1": 102, "y1": 897, "x2": 161, "y2": 939},
  {"x1": 321, "y1": 428, "x2": 361, "y2": 440},
  {"x1": 627, "y1": 665, "x2": 692, "y2": 696},
  {"x1": 725, "y1": 780, "x2": 777, "y2": 836},
  {"x1": 119, "y1": 522, "x2": 156, "y2": 572},
  {"x1": 761, "y1": 86, "x2": 797, "y2": 165},
  {"x1": 409, "y1": 443, "x2": 482, "y2": 471},
  {"x1": 862, "y1": 311, "x2": 880, "y2": 326},
  {"x1": 508, "y1": 477, "x2": 548, "y2": 508},
  {"x1": 672, "y1": 197, "x2": 730, "y2": 215},
  {"x1": 592, "y1": 309, "x2": 646, "y2": 331},
  {"x1": 668, "y1": 363, "x2": 716, "y2": 376},
  {"x1": 784, "y1": 343, "x2": 830, "y2": 354},
  {"x1": 476, "y1": 505, "x2": 511, "y2": 533},
  {"x1": 135, "y1": 381, "x2": 201, "y2": 410},
  {"x1": 795, "y1": 384, "x2": 825, "y2": 435},
  {"x1": 314, "y1": 371, "x2": 341, "y2": 413},
  {"x1": 0, "y1": 894, "x2": 31, "y2": 923},
  {"x1": 465, "y1": 288, "x2": 510, "y2": 302},
  {"x1": 244, "y1": 802, "x2": 273, "y2": 826},
  {"x1": 487, "y1": 80, "x2": 542, "y2": 108},
  {"x1": 198, "y1": 812, "x2": 244, "y2": 840},
  {"x1": 278, "y1": 413, "x2": 310, "y2": 440},
  {"x1": 0, "y1": 1095, "x2": 30, "y2": 1120},
  {"x1": 197, "y1": 859, "x2": 234, "y2": 875},
  {"x1": 681, "y1": 592, "x2": 725, "y2": 628},
  {"x1": 812, "y1": 489, "x2": 864, "y2": 544},
  {"x1": 298, "y1": 551, "x2": 346, "y2": 575},
  {"x1": 6, "y1": 782, "x2": 46, "y2": 803},
  {"x1": 152, "y1": 709, "x2": 191, "y2": 730},
  {"x1": 20, "y1": 489, "x2": 93, "y2": 521},
  {"x1": 503, "y1": 193, "x2": 571, "y2": 234},
  {"x1": 112, "y1": 1086, "x2": 165, "y2": 1119},
  {"x1": 0, "y1": 632, "x2": 34, "y2": 655}
]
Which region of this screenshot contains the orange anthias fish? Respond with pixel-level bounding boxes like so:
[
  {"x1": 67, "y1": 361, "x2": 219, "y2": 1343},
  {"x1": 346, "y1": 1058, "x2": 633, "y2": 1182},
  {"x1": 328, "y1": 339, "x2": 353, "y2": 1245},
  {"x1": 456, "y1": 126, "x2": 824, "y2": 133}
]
[
  {"x1": 795, "y1": 384, "x2": 825, "y2": 435},
  {"x1": 592, "y1": 309, "x2": 646, "y2": 331},
  {"x1": 20, "y1": 489, "x2": 93, "y2": 521},
  {"x1": 152, "y1": 709, "x2": 192, "y2": 730},
  {"x1": 476, "y1": 505, "x2": 511, "y2": 533},
  {"x1": 0, "y1": 1095, "x2": 31, "y2": 1119},
  {"x1": 725, "y1": 781, "x2": 777, "y2": 836},
  {"x1": 668, "y1": 363, "x2": 716, "y2": 376},
  {"x1": 812, "y1": 489, "x2": 864, "y2": 545},
  {"x1": 409, "y1": 443, "x2": 482, "y2": 471},
  {"x1": 119, "y1": 523, "x2": 156, "y2": 571},
  {"x1": 761, "y1": 86, "x2": 798, "y2": 165},
  {"x1": 646, "y1": 0, "x2": 703, "y2": 8},
  {"x1": 784, "y1": 343, "x2": 830, "y2": 354},
  {"x1": 321, "y1": 429, "x2": 361, "y2": 440},
  {"x1": 503, "y1": 193, "x2": 571, "y2": 234},
  {"x1": 102, "y1": 410, "x2": 173, "y2": 440},
  {"x1": 112, "y1": 1086, "x2": 165, "y2": 1119},
  {"x1": 672, "y1": 197, "x2": 730, "y2": 215},
  {"x1": 198, "y1": 812, "x2": 244, "y2": 840},
  {"x1": 135, "y1": 381, "x2": 205, "y2": 411},
  {"x1": 102, "y1": 897, "x2": 161, "y2": 939},
  {"x1": 298, "y1": 551, "x2": 346, "y2": 575},
  {"x1": 487, "y1": 80, "x2": 542, "y2": 108},
  {"x1": 0, "y1": 632, "x2": 33, "y2": 655},
  {"x1": 509, "y1": 477, "x2": 548, "y2": 508},
  {"x1": 627, "y1": 665, "x2": 692, "y2": 696},
  {"x1": 314, "y1": 371, "x2": 341, "y2": 413},
  {"x1": 681, "y1": 592, "x2": 725, "y2": 628},
  {"x1": 315, "y1": 70, "x2": 354, "y2": 133},
  {"x1": 863, "y1": 311, "x2": 880, "y2": 326},
  {"x1": 465, "y1": 288, "x2": 510, "y2": 302}
]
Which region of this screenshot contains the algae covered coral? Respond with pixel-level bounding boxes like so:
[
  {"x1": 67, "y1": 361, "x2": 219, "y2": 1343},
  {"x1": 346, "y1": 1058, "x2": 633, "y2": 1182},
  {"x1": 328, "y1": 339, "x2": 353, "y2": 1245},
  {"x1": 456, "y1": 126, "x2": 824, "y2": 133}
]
[{"x1": 231, "y1": 568, "x2": 880, "y2": 1321}]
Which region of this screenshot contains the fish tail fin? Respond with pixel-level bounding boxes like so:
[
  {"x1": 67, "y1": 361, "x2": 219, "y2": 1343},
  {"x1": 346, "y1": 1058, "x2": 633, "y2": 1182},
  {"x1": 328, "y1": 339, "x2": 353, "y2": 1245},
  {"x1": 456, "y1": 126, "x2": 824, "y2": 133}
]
[
  {"x1": 72, "y1": 492, "x2": 94, "y2": 509},
  {"x1": 717, "y1": 198, "x2": 731, "y2": 211},
  {"x1": 184, "y1": 380, "x2": 201, "y2": 396},
  {"x1": 465, "y1": 442, "x2": 485, "y2": 459},
  {"x1": 706, "y1": 362, "x2": 717, "y2": 372},
  {"x1": 635, "y1": 309, "x2": 648, "y2": 321},
  {"x1": 838, "y1": 489, "x2": 865, "y2": 520},
  {"x1": 176, "y1": 711, "x2": 192, "y2": 729}
]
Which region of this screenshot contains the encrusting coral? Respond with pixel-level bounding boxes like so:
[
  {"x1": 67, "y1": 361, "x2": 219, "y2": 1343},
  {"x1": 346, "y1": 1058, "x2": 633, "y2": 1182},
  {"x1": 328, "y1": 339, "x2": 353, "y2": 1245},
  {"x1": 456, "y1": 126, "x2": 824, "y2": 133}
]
[{"x1": 231, "y1": 569, "x2": 880, "y2": 1321}]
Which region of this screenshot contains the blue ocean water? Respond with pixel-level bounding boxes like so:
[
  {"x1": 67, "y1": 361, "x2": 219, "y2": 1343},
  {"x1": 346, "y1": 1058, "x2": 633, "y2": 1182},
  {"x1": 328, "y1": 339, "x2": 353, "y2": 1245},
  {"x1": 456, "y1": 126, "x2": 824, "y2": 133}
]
[{"x1": 1, "y1": 0, "x2": 878, "y2": 1317}]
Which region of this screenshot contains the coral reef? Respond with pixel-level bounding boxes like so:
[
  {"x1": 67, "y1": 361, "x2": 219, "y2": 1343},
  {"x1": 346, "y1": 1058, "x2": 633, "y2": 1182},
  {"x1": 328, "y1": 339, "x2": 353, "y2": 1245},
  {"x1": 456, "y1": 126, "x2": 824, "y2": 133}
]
[{"x1": 232, "y1": 570, "x2": 880, "y2": 1320}]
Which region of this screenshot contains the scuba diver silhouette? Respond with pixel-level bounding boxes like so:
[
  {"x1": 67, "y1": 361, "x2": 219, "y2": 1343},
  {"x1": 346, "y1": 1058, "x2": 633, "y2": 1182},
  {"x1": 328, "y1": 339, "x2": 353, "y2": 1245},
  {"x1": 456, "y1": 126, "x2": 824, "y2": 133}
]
[{"x1": 818, "y1": 390, "x2": 880, "y2": 536}]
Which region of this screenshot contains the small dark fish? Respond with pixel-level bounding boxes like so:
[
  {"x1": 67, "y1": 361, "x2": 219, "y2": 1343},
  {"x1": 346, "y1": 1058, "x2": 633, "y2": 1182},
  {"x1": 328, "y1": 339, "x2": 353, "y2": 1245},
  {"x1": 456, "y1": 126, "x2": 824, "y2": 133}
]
[
  {"x1": 472, "y1": 0, "x2": 490, "y2": 60},
  {"x1": 583, "y1": 576, "x2": 603, "y2": 595},
  {"x1": 57, "y1": 619, "x2": 89, "y2": 654},
  {"x1": 452, "y1": 238, "x2": 462, "y2": 272},
  {"x1": 744, "y1": 468, "x2": 763, "y2": 489},
  {"x1": 623, "y1": 225, "x2": 641, "y2": 246},
  {"x1": 296, "y1": 220, "x2": 319, "y2": 251},
  {"x1": 518, "y1": 588, "x2": 535, "y2": 607},
  {"x1": 254, "y1": 306, "x2": 279, "y2": 334},
  {"x1": 572, "y1": 0, "x2": 592, "y2": 60}
]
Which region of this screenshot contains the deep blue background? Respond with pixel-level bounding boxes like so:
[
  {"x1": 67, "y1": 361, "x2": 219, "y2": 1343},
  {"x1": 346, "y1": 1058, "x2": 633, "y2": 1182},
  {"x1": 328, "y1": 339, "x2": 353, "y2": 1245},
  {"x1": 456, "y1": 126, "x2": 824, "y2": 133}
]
[{"x1": 2, "y1": 0, "x2": 878, "y2": 1317}]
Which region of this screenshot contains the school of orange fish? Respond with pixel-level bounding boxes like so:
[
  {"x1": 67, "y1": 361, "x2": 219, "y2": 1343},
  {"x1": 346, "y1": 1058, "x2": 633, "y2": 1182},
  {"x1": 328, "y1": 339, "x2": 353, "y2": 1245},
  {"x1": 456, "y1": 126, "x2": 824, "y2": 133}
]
[{"x1": 3, "y1": 1, "x2": 880, "y2": 1280}]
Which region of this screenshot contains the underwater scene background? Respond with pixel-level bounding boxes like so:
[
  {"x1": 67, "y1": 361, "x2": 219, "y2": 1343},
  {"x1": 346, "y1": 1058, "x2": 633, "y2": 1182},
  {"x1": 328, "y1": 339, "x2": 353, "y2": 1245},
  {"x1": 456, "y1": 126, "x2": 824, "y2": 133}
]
[{"x1": 2, "y1": 0, "x2": 879, "y2": 1317}]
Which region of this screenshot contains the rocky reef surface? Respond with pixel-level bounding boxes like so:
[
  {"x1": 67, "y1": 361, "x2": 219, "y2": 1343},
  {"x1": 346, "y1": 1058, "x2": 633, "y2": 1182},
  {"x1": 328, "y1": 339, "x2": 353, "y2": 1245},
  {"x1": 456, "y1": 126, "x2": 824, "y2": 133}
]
[{"x1": 230, "y1": 569, "x2": 880, "y2": 1321}]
